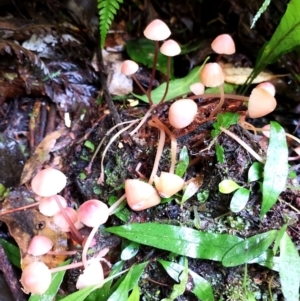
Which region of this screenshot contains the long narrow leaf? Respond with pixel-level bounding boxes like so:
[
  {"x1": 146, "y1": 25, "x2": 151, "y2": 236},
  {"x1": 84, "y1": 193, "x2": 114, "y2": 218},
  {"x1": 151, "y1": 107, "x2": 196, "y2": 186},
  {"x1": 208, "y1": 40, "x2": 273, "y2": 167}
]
[{"x1": 107, "y1": 223, "x2": 242, "y2": 261}]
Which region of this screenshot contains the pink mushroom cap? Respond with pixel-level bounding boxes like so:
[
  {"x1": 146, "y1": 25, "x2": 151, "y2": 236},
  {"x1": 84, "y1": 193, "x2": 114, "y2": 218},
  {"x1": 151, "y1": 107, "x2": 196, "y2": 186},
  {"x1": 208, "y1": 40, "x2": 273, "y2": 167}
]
[
  {"x1": 144, "y1": 19, "x2": 171, "y2": 41},
  {"x1": 31, "y1": 168, "x2": 67, "y2": 197},
  {"x1": 38, "y1": 195, "x2": 68, "y2": 217},
  {"x1": 160, "y1": 39, "x2": 181, "y2": 56},
  {"x1": 28, "y1": 235, "x2": 53, "y2": 256},
  {"x1": 211, "y1": 34, "x2": 236, "y2": 55},
  {"x1": 77, "y1": 200, "x2": 109, "y2": 228}
]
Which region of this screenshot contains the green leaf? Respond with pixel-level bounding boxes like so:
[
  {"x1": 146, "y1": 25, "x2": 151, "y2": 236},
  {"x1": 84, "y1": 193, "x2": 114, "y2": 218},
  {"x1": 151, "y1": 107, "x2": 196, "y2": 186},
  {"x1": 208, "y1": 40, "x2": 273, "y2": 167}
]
[
  {"x1": 175, "y1": 146, "x2": 189, "y2": 177},
  {"x1": 222, "y1": 230, "x2": 277, "y2": 267},
  {"x1": 127, "y1": 285, "x2": 140, "y2": 301},
  {"x1": 162, "y1": 258, "x2": 188, "y2": 301},
  {"x1": 250, "y1": 0, "x2": 271, "y2": 29},
  {"x1": 279, "y1": 232, "x2": 300, "y2": 301},
  {"x1": 0, "y1": 238, "x2": 20, "y2": 268},
  {"x1": 248, "y1": 249, "x2": 279, "y2": 272},
  {"x1": 108, "y1": 196, "x2": 130, "y2": 222},
  {"x1": 133, "y1": 66, "x2": 201, "y2": 104},
  {"x1": 219, "y1": 179, "x2": 240, "y2": 194},
  {"x1": 107, "y1": 223, "x2": 242, "y2": 261},
  {"x1": 248, "y1": 162, "x2": 264, "y2": 182},
  {"x1": 120, "y1": 242, "x2": 139, "y2": 261},
  {"x1": 98, "y1": 0, "x2": 123, "y2": 48},
  {"x1": 215, "y1": 143, "x2": 224, "y2": 163},
  {"x1": 158, "y1": 259, "x2": 214, "y2": 301},
  {"x1": 249, "y1": 0, "x2": 300, "y2": 84},
  {"x1": 260, "y1": 122, "x2": 288, "y2": 217},
  {"x1": 211, "y1": 112, "x2": 240, "y2": 138},
  {"x1": 230, "y1": 188, "x2": 250, "y2": 213},
  {"x1": 273, "y1": 224, "x2": 288, "y2": 255},
  {"x1": 107, "y1": 261, "x2": 148, "y2": 301},
  {"x1": 126, "y1": 39, "x2": 169, "y2": 75},
  {"x1": 91, "y1": 261, "x2": 124, "y2": 301},
  {"x1": 84, "y1": 140, "x2": 95, "y2": 152},
  {"x1": 29, "y1": 260, "x2": 70, "y2": 301}
]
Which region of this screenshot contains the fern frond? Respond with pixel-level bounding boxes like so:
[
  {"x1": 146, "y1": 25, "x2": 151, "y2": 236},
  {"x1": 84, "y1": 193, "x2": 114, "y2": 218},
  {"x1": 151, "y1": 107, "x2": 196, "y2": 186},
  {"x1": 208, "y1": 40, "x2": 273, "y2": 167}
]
[{"x1": 97, "y1": 0, "x2": 123, "y2": 48}]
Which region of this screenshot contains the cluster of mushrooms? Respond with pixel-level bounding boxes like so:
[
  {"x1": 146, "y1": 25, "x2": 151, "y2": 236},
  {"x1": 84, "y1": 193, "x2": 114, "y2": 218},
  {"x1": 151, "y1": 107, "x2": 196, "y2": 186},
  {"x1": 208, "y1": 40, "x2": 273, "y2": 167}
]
[{"x1": 20, "y1": 18, "x2": 295, "y2": 295}]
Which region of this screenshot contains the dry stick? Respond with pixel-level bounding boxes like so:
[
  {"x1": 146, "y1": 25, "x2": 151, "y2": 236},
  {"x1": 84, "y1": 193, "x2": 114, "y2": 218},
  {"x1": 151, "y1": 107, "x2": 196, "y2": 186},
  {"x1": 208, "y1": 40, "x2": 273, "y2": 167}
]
[
  {"x1": 53, "y1": 195, "x2": 84, "y2": 244},
  {"x1": 147, "y1": 41, "x2": 160, "y2": 105},
  {"x1": 107, "y1": 194, "x2": 126, "y2": 215},
  {"x1": 98, "y1": 120, "x2": 139, "y2": 184},
  {"x1": 148, "y1": 119, "x2": 166, "y2": 185},
  {"x1": 159, "y1": 56, "x2": 171, "y2": 103},
  {"x1": 0, "y1": 202, "x2": 39, "y2": 216},
  {"x1": 86, "y1": 119, "x2": 139, "y2": 173},
  {"x1": 152, "y1": 117, "x2": 177, "y2": 174},
  {"x1": 220, "y1": 127, "x2": 264, "y2": 163},
  {"x1": 209, "y1": 84, "x2": 225, "y2": 119}
]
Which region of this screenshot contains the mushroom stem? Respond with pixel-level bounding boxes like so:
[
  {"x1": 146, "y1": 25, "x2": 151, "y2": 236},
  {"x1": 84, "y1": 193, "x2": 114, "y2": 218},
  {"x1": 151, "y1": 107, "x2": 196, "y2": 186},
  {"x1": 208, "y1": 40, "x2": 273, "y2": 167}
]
[
  {"x1": 131, "y1": 74, "x2": 151, "y2": 102},
  {"x1": 108, "y1": 194, "x2": 126, "y2": 215},
  {"x1": 82, "y1": 220, "x2": 102, "y2": 268},
  {"x1": 151, "y1": 117, "x2": 177, "y2": 174},
  {"x1": 159, "y1": 56, "x2": 171, "y2": 103},
  {"x1": 53, "y1": 195, "x2": 84, "y2": 244},
  {"x1": 188, "y1": 93, "x2": 248, "y2": 102},
  {"x1": 147, "y1": 41, "x2": 160, "y2": 105},
  {"x1": 148, "y1": 119, "x2": 166, "y2": 185},
  {"x1": 98, "y1": 119, "x2": 139, "y2": 184},
  {"x1": 209, "y1": 84, "x2": 225, "y2": 119}
]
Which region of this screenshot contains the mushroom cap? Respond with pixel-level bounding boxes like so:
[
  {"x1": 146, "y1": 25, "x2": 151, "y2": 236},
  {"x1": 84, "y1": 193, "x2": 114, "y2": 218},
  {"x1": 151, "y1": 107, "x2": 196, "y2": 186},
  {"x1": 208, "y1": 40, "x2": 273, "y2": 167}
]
[
  {"x1": 121, "y1": 60, "x2": 139, "y2": 76},
  {"x1": 211, "y1": 34, "x2": 236, "y2": 55},
  {"x1": 190, "y1": 83, "x2": 205, "y2": 95},
  {"x1": 125, "y1": 179, "x2": 161, "y2": 211},
  {"x1": 168, "y1": 99, "x2": 198, "y2": 129},
  {"x1": 256, "y1": 82, "x2": 276, "y2": 96},
  {"x1": 248, "y1": 87, "x2": 277, "y2": 118},
  {"x1": 154, "y1": 172, "x2": 184, "y2": 198},
  {"x1": 20, "y1": 262, "x2": 52, "y2": 295},
  {"x1": 77, "y1": 200, "x2": 109, "y2": 228},
  {"x1": 144, "y1": 19, "x2": 171, "y2": 41},
  {"x1": 28, "y1": 235, "x2": 53, "y2": 256},
  {"x1": 160, "y1": 39, "x2": 181, "y2": 56},
  {"x1": 53, "y1": 207, "x2": 78, "y2": 232},
  {"x1": 38, "y1": 195, "x2": 68, "y2": 217},
  {"x1": 31, "y1": 168, "x2": 67, "y2": 197},
  {"x1": 76, "y1": 259, "x2": 104, "y2": 290},
  {"x1": 200, "y1": 63, "x2": 225, "y2": 87}
]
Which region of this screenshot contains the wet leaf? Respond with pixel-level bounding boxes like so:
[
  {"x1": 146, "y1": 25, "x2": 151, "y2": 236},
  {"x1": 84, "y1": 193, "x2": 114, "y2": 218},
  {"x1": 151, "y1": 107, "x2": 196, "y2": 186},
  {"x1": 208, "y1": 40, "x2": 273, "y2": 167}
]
[
  {"x1": 162, "y1": 257, "x2": 188, "y2": 301},
  {"x1": 248, "y1": 162, "x2": 264, "y2": 182},
  {"x1": 273, "y1": 224, "x2": 288, "y2": 255},
  {"x1": 107, "y1": 223, "x2": 242, "y2": 260},
  {"x1": 158, "y1": 259, "x2": 214, "y2": 301},
  {"x1": 0, "y1": 188, "x2": 68, "y2": 270},
  {"x1": 120, "y1": 242, "x2": 139, "y2": 261},
  {"x1": 29, "y1": 260, "x2": 70, "y2": 301},
  {"x1": 126, "y1": 39, "x2": 169, "y2": 75},
  {"x1": 279, "y1": 232, "x2": 300, "y2": 301},
  {"x1": 260, "y1": 122, "x2": 288, "y2": 218},
  {"x1": 230, "y1": 188, "x2": 250, "y2": 213},
  {"x1": 0, "y1": 134, "x2": 24, "y2": 188},
  {"x1": 248, "y1": 0, "x2": 300, "y2": 85},
  {"x1": 107, "y1": 261, "x2": 148, "y2": 301},
  {"x1": 223, "y1": 67, "x2": 283, "y2": 85},
  {"x1": 175, "y1": 146, "x2": 189, "y2": 177},
  {"x1": 20, "y1": 129, "x2": 65, "y2": 185},
  {"x1": 219, "y1": 179, "x2": 240, "y2": 194},
  {"x1": 222, "y1": 230, "x2": 277, "y2": 267},
  {"x1": 0, "y1": 238, "x2": 20, "y2": 268}
]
